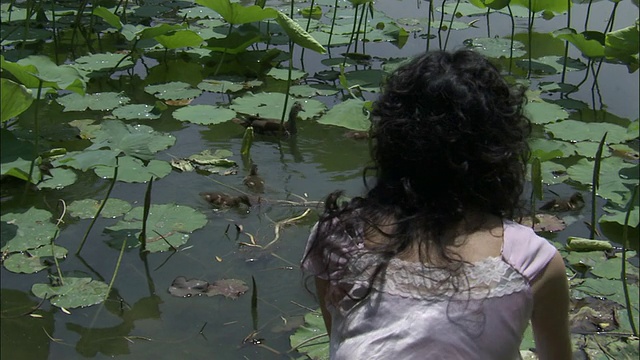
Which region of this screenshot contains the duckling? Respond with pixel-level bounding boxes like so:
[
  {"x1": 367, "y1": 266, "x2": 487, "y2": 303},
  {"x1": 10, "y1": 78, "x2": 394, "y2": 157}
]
[
  {"x1": 539, "y1": 192, "x2": 585, "y2": 212},
  {"x1": 343, "y1": 130, "x2": 369, "y2": 140},
  {"x1": 199, "y1": 192, "x2": 251, "y2": 208},
  {"x1": 232, "y1": 101, "x2": 304, "y2": 136},
  {"x1": 243, "y1": 164, "x2": 265, "y2": 193}
]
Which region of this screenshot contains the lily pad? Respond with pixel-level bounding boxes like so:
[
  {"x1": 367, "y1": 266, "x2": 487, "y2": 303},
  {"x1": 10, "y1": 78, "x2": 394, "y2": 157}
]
[
  {"x1": 37, "y1": 168, "x2": 77, "y2": 190},
  {"x1": 524, "y1": 101, "x2": 569, "y2": 125},
  {"x1": 465, "y1": 37, "x2": 526, "y2": 58},
  {"x1": 87, "y1": 120, "x2": 175, "y2": 160},
  {"x1": 144, "y1": 82, "x2": 202, "y2": 100},
  {"x1": 106, "y1": 203, "x2": 208, "y2": 252},
  {"x1": 31, "y1": 277, "x2": 109, "y2": 309},
  {"x1": 172, "y1": 105, "x2": 236, "y2": 125},
  {"x1": 230, "y1": 92, "x2": 325, "y2": 120},
  {"x1": 317, "y1": 98, "x2": 371, "y2": 131},
  {"x1": 289, "y1": 84, "x2": 339, "y2": 97},
  {"x1": 267, "y1": 68, "x2": 307, "y2": 81},
  {"x1": 1, "y1": 208, "x2": 56, "y2": 252},
  {"x1": 545, "y1": 120, "x2": 630, "y2": 144},
  {"x1": 343, "y1": 69, "x2": 386, "y2": 93},
  {"x1": 591, "y1": 252, "x2": 639, "y2": 279},
  {"x1": 54, "y1": 150, "x2": 119, "y2": 171},
  {"x1": 198, "y1": 79, "x2": 245, "y2": 93},
  {"x1": 74, "y1": 53, "x2": 134, "y2": 72},
  {"x1": 290, "y1": 310, "x2": 329, "y2": 360},
  {"x1": 3, "y1": 253, "x2": 48, "y2": 274},
  {"x1": 56, "y1": 92, "x2": 130, "y2": 112},
  {"x1": 94, "y1": 156, "x2": 172, "y2": 183},
  {"x1": 566, "y1": 157, "x2": 636, "y2": 204},
  {"x1": 207, "y1": 279, "x2": 249, "y2": 299},
  {"x1": 112, "y1": 104, "x2": 161, "y2": 120},
  {"x1": 68, "y1": 198, "x2": 132, "y2": 219}
]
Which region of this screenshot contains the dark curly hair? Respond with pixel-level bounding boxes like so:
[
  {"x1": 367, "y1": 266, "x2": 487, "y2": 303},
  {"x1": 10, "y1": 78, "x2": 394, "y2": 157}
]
[{"x1": 308, "y1": 49, "x2": 530, "y2": 302}]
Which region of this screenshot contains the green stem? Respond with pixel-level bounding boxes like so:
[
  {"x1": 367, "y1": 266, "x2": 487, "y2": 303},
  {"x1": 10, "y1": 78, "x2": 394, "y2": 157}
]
[
  {"x1": 507, "y1": 5, "x2": 515, "y2": 75},
  {"x1": 280, "y1": 40, "x2": 294, "y2": 125},
  {"x1": 327, "y1": 0, "x2": 339, "y2": 52},
  {"x1": 560, "y1": 0, "x2": 571, "y2": 84},
  {"x1": 76, "y1": 157, "x2": 119, "y2": 255},
  {"x1": 214, "y1": 24, "x2": 233, "y2": 76},
  {"x1": 105, "y1": 231, "x2": 128, "y2": 300},
  {"x1": 527, "y1": 0, "x2": 534, "y2": 79},
  {"x1": 426, "y1": 0, "x2": 433, "y2": 51},
  {"x1": 438, "y1": 0, "x2": 446, "y2": 49},
  {"x1": 443, "y1": 0, "x2": 460, "y2": 50},
  {"x1": 139, "y1": 177, "x2": 154, "y2": 252},
  {"x1": 342, "y1": 4, "x2": 359, "y2": 67},
  {"x1": 621, "y1": 185, "x2": 638, "y2": 337},
  {"x1": 51, "y1": 229, "x2": 63, "y2": 286},
  {"x1": 353, "y1": 2, "x2": 366, "y2": 53},
  {"x1": 25, "y1": 80, "x2": 43, "y2": 192},
  {"x1": 585, "y1": 0, "x2": 593, "y2": 31}
]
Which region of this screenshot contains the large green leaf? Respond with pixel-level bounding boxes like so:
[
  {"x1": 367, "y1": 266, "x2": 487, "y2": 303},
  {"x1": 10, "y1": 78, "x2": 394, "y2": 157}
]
[
  {"x1": 155, "y1": 29, "x2": 204, "y2": 49},
  {"x1": 1, "y1": 208, "x2": 56, "y2": 252},
  {"x1": 1, "y1": 55, "x2": 86, "y2": 95},
  {"x1": 196, "y1": 0, "x2": 277, "y2": 25},
  {"x1": 545, "y1": 119, "x2": 629, "y2": 144},
  {"x1": 566, "y1": 157, "x2": 636, "y2": 204},
  {"x1": 468, "y1": 0, "x2": 511, "y2": 10},
  {"x1": 32, "y1": 277, "x2": 109, "y2": 309},
  {"x1": 230, "y1": 92, "x2": 325, "y2": 120},
  {"x1": 554, "y1": 28, "x2": 605, "y2": 58},
  {"x1": 68, "y1": 198, "x2": 132, "y2": 219},
  {"x1": 92, "y1": 6, "x2": 122, "y2": 30},
  {"x1": 317, "y1": 98, "x2": 371, "y2": 131},
  {"x1": 511, "y1": 0, "x2": 571, "y2": 13},
  {"x1": 0, "y1": 78, "x2": 33, "y2": 122},
  {"x1": 172, "y1": 105, "x2": 236, "y2": 125},
  {"x1": 56, "y1": 92, "x2": 130, "y2": 112},
  {"x1": 275, "y1": 10, "x2": 326, "y2": 54},
  {"x1": 465, "y1": 37, "x2": 526, "y2": 59},
  {"x1": 524, "y1": 101, "x2": 569, "y2": 125},
  {"x1": 144, "y1": 82, "x2": 202, "y2": 100},
  {"x1": 605, "y1": 21, "x2": 639, "y2": 72},
  {"x1": 93, "y1": 156, "x2": 172, "y2": 183},
  {"x1": 87, "y1": 120, "x2": 175, "y2": 161},
  {"x1": 54, "y1": 150, "x2": 119, "y2": 171}
]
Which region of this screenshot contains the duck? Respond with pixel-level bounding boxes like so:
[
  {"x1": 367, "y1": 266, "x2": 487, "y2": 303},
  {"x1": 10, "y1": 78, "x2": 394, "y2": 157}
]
[
  {"x1": 199, "y1": 192, "x2": 252, "y2": 208},
  {"x1": 243, "y1": 164, "x2": 265, "y2": 193},
  {"x1": 539, "y1": 192, "x2": 585, "y2": 212},
  {"x1": 232, "y1": 101, "x2": 304, "y2": 136}
]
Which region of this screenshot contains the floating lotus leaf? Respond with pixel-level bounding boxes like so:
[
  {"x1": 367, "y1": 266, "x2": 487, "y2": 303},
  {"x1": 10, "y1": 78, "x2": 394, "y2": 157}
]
[
  {"x1": 545, "y1": 120, "x2": 629, "y2": 145},
  {"x1": 317, "y1": 98, "x2": 370, "y2": 131},
  {"x1": 343, "y1": 70, "x2": 386, "y2": 92},
  {"x1": 289, "y1": 84, "x2": 339, "y2": 97},
  {"x1": 37, "y1": 168, "x2": 77, "y2": 190},
  {"x1": 567, "y1": 157, "x2": 636, "y2": 205},
  {"x1": 94, "y1": 156, "x2": 172, "y2": 183},
  {"x1": 198, "y1": 79, "x2": 244, "y2": 93},
  {"x1": 87, "y1": 120, "x2": 175, "y2": 160},
  {"x1": 600, "y1": 202, "x2": 640, "y2": 228},
  {"x1": 28, "y1": 244, "x2": 68, "y2": 259},
  {"x1": 172, "y1": 105, "x2": 236, "y2": 125},
  {"x1": 518, "y1": 56, "x2": 586, "y2": 75},
  {"x1": 290, "y1": 310, "x2": 329, "y2": 360},
  {"x1": 574, "y1": 278, "x2": 639, "y2": 315},
  {"x1": 144, "y1": 81, "x2": 202, "y2": 100},
  {"x1": 107, "y1": 204, "x2": 208, "y2": 252},
  {"x1": 32, "y1": 277, "x2": 109, "y2": 309},
  {"x1": 54, "y1": 150, "x2": 119, "y2": 171},
  {"x1": 68, "y1": 198, "x2": 132, "y2": 219},
  {"x1": 74, "y1": 53, "x2": 134, "y2": 72},
  {"x1": 529, "y1": 138, "x2": 574, "y2": 160},
  {"x1": 524, "y1": 101, "x2": 569, "y2": 125},
  {"x1": 267, "y1": 68, "x2": 307, "y2": 81},
  {"x1": 1, "y1": 26, "x2": 53, "y2": 45},
  {"x1": 207, "y1": 279, "x2": 249, "y2": 299},
  {"x1": 230, "y1": 92, "x2": 325, "y2": 120},
  {"x1": 465, "y1": 37, "x2": 526, "y2": 58},
  {"x1": 56, "y1": 92, "x2": 130, "y2": 112},
  {"x1": 591, "y1": 252, "x2": 638, "y2": 280},
  {"x1": 1, "y1": 208, "x2": 56, "y2": 252},
  {"x1": 112, "y1": 104, "x2": 161, "y2": 120},
  {"x1": 3, "y1": 253, "x2": 48, "y2": 274}
]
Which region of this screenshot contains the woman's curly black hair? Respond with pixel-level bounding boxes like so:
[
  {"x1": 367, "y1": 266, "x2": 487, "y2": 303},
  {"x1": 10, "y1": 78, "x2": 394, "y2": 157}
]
[{"x1": 308, "y1": 49, "x2": 530, "y2": 302}]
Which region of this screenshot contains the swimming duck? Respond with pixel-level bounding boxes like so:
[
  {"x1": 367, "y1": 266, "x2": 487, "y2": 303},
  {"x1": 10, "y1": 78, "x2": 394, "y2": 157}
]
[
  {"x1": 199, "y1": 192, "x2": 251, "y2": 207},
  {"x1": 232, "y1": 101, "x2": 304, "y2": 136},
  {"x1": 539, "y1": 192, "x2": 585, "y2": 212},
  {"x1": 243, "y1": 164, "x2": 265, "y2": 193}
]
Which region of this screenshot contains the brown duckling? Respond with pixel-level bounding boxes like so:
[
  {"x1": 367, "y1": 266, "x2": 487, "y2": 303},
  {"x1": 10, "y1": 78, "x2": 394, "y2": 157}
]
[
  {"x1": 243, "y1": 164, "x2": 265, "y2": 193},
  {"x1": 539, "y1": 192, "x2": 585, "y2": 212},
  {"x1": 200, "y1": 192, "x2": 251, "y2": 207},
  {"x1": 232, "y1": 101, "x2": 304, "y2": 136}
]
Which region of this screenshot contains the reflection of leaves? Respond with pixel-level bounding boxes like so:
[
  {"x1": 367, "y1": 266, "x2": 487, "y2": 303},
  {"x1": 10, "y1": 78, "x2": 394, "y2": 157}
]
[{"x1": 67, "y1": 321, "x2": 134, "y2": 357}]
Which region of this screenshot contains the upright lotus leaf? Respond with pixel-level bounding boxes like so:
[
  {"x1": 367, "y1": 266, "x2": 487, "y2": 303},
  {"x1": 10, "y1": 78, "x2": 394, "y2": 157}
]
[
  {"x1": 87, "y1": 120, "x2": 176, "y2": 160},
  {"x1": 195, "y1": 0, "x2": 277, "y2": 25},
  {"x1": 137, "y1": 23, "x2": 186, "y2": 40},
  {"x1": 0, "y1": 128, "x2": 36, "y2": 182},
  {"x1": 317, "y1": 98, "x2": 371, "y2": 131},
  {"x1": 1, "y1": 78, "x2": 33, "y2": 122},
  {"x1": 106, "y1": 204, "x2": 208, "y2": 252},
  {"x1": 31, "y1": 277, "x2": 109, "y2": 309},
  {"x1": 93, "y1": 6, "x2": 123, "y2": 30},
  {"x1": 554, "y1": 28, "x2": 605, "y2": 58},
  {"x1": 468, "y1": 0, "x2": 511, "y2": 10},
  {"x1": 1, "y1": 55, "x2": 86, "y2": 95},
  {"x1": 205, "y1": 29, "x2": 263, "y2": 54},
  {"x1": 56, "y1": 92, "x2": 130, "y2": 112},
  {"x1": 1, "y1": 208, "x2": 56, "y2": 252},
  {"x1": 510, "y1": 0, "x2": 571, "y2": 13},
  {"x1": 275, "y1": 10, "x2": 326, "y2": 54},
  {"x1": 605, "y1": 21, "x2": 639, "y2": 72},
  {"x1": 155, "y1": 29, "x2": 204, "y2": 49}
]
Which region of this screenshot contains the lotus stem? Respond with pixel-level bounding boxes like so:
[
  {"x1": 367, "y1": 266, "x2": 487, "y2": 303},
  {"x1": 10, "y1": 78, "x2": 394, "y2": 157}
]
[
  {"x1": 139, "y1": 177, "x2": 154, "y2": 252},
  {"x1": 486, "y1": 8, "x2": 491, "y2": 38},
  {"x1": 342, "y1": 4, "x2": 359, "y2": 67},
  {"x1": 25, "y1": 80, "x2": 43, "y2": 192},
  {"x1": 105, "y1": 230, "x2": 128, "y2": 300},
  {"x1": 507, "y1": 5, "x2": 515, "y2": 75},
  {"x1": 426, "y1": 0, "x2": 433, "y2": 51},
  {"x1": 590, "y1": 132, "x2": 607, "y2": 239},
  {"x1": 622, "y1": 185, "x2": 638, "y2": 336},
  {"x1": 251, "y1": 276, "x2": 258, "y2": 331},
  {"x1": 327, "y1": 0, "x2": 339, "y2": 52},
  {"x1": 585, "y1": 0, "x2": 593, "y2": 31},
  {"x1": 438, "y1": 0, "x2": 446, "y2": 49},
  {"x1": 76, "y1": 157, "x2": 119, "y2": 255},
  {"x1": 353, "y1": 2, "x2": 366, "y2": 53},
  {"x1": 443, "y1": 0, "x2": 460, "y2": 50}
]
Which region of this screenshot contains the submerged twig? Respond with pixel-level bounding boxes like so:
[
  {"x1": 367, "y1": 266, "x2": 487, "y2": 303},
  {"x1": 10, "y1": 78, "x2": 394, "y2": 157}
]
[{"x1": 263, "y1": 209, "x2": 312, "y2": 249}]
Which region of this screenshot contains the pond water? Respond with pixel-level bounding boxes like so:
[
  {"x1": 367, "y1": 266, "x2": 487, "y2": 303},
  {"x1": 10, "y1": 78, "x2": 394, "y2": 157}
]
[{"x1": 1, "y1": 0, "x2": 638, "y2": 359}]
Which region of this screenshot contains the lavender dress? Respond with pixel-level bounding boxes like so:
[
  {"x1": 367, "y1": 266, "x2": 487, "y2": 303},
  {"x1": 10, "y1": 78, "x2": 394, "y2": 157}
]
[{"x1": 302, "y1": 220, "x2": 557, "y2": 359}]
